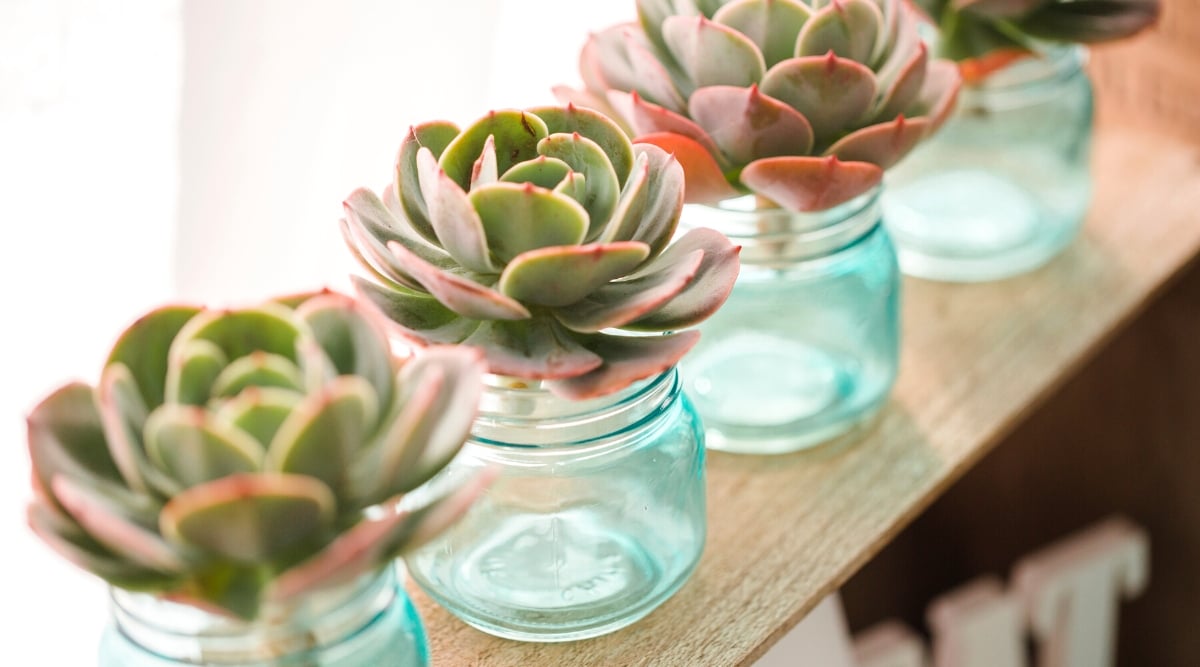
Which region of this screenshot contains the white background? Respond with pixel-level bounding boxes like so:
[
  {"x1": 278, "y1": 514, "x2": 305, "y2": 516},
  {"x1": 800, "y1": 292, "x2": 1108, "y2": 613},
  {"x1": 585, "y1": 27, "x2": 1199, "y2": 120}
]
[{"x1": 2, "y1": 1, "x2": 628, "y2": 663}]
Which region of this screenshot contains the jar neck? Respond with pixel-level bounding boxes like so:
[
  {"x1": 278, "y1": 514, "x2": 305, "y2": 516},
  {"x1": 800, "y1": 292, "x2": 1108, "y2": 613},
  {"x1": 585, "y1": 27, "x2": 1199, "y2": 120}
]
[
  {"x1": 110, "y1": 569, "x2": 396, "y2": 664},
  {"x1": 472, "y1": 369, "x2": 679, "y2": 447},
  {"x1": 681, "y1": 188, "x2": 882, "y2": 267},
  {"x1": 961, "y1": 44, "x2": 1088, "y2": 108}
]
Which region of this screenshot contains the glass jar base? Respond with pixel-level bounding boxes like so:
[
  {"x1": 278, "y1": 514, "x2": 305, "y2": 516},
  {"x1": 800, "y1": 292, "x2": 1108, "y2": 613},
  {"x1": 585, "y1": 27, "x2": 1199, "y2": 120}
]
[
  {"x1": 683, "y1": 334, "x2": 892, "y2": 455},
  {"x1": 409, "y1": 508, "x2": 699, "y2": 642},
  {"x1": 884, "y1": 169, "x2": 1085, "y2": 282}
]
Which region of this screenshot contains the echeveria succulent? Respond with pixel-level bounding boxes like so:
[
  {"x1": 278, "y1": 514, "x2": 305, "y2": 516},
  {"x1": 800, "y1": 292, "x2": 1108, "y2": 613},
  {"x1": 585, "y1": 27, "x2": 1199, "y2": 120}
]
[
  {"x1": 26, "y1": 291, "x2": 487, "y2": 620},
  {"x1": 556, "y1": 0, "x2": 962, "y2": 212},
  {"x1": 342, "y1": 105, "x2": 740, "y2": 400},
  {"x1": 915, "y1": 0, "x2": 1159, "y2": 80}
]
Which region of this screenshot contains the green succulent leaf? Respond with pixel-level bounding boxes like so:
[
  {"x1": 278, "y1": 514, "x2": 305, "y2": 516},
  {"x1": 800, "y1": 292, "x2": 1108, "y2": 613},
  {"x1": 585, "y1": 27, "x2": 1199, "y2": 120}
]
[
  {"x1": 470, "y1": 182, "x2": 590, "y2": 263},
  {"x1": 796, "y1": 0, "x2": 884, "y2": 64},
  {"x1": 688, "y1": 85, "x2": 816, "y2": 166},
  {"x1": 96, "y1": 364, "x2": 152, "y2": 494},
  {"x1": 529, "y1": 105, "x2": 636, "y2": 187},
  {"x1": 352, "y1": 276, "x2": 482, "y2": 345},
  {"x1": 173, "y1": 306, "x2": 303, "y2": 367},
  {"x1": 52, "y1": 475, "x2": 186, "y2": 573},
  {"x1": 165, "y1": 340, "x2": 227, "y2": 406},
  {"x1": 209, "y1": 352, "x2": 305, "y2": 398},
  {"x1": 548, "y1": 330, "x2": 702, "y2": 400},
  {"x1": 265, "y1": 377, "x2": 379, "y2": 503},
  {"x1": 536, "y1": 133, "x2": 622, "y2": 239},
  {"x1": 712, "y1": 0, "x2": 813, "y2": 68},
  {"x1": 760, "y1": 53, "x2": 879, "y2": 149},
  {"x1": 662, "y1": 15, "x2": 767, "y2": 88},
  {"x1": 397, "y1": 121, "x2": 462, "y2": 243},
  {"x1": 296, "y1": 293, "x2": 396, "y2": 409},
  {"x1": 439, "y1": 110, "x2": 549, "y2": 190},
  {"x1": 385, "y1": 239, "x2": 532, "y2": 321},
  {"x1": 417, "y1": 148, "x2": 497, "y2": 273},
  {"x1": 598, "y1": 148, "x2": 683, "y2": 256},
  {"x1": 144, "y1": 406, "x2": 264, "y2": 488},
  {"x1": 462, "y1": 318, "x2": 604, "y2": 380},
  {"x1": 214, "y1": 388, "x2": 303, "y2": 449},
  {"x1": 625, "y1": 227, "x2": 742, "y2": 331},
  {"x1": 28, "y1": 383, "x2": 123, "y2": 501},
  {"x1": 106, "y1": 306, "x2": 203, "y2": 407},
  {"x1": 161, "y1": 474, "x2": 335, "y2": 564},
  {"x1": 500, "y1": 156, "x2": 573, "y2": 190},
  {"x1": 555, "y1": 248, "x2": 704, "y2": 332},
  {"x1": 498, "y1": 242, "x2": 651, "y2": 307}
]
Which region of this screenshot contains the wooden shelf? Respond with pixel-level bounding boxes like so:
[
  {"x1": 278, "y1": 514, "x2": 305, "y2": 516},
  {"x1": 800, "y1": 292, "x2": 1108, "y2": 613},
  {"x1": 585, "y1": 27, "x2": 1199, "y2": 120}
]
[{"x1": 410, "y1": 128, "x2": 1200, "y2": 666}]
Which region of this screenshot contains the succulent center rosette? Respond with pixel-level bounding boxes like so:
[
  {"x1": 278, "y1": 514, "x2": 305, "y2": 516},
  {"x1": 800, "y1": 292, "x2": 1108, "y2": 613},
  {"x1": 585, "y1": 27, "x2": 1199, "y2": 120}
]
[
  {"x1": 913, "y1": 0, "x2": 1159, "y2": 81},
  {"x1": 556, "y1": 0, "x2": 963, "y2": 212},
  {"x1": 26, "y1": 291, "x2": 487, "y2": 620},
  {"x1": 342, "y1": 105, "x2": 740, "y2": 400}
]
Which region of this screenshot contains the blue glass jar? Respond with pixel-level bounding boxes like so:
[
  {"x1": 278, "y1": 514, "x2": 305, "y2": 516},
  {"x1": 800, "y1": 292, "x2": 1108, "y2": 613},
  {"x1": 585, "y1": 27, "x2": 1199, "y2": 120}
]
[
  {"x1": 679, "y1": 189, "x2": 900, "y2": 454},
  {"x1": 884, "y1": 45, "x2": 1094, "y2": 282},
  {"x1": 404, "y1": 369, "x2": 706, "y2": 642},
  {"x1": 99, "y1": 568, "x2": 429, "y2": 666}
]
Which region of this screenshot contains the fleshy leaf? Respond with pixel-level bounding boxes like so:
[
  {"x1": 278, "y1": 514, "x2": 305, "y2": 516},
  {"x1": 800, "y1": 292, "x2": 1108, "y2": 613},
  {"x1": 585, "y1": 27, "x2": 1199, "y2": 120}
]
[
  {"x1": 712, "y1": 0, "x2": 813, "y2": 68},
  {"x1": 265, "y1": 376, "x2": 378, "y2": 503},
  {"x1": 634, "y1": 132, "x2": 741, "y2": 204},
  {"x1": 295, "y1": 293, "x2": 396, "y2": 409},
  {"x1": 344, "y1": 187, "x2": 452, "y2": 279},
  {"x1": 760, "y1": 52, "x2": 878, "y2": 148},
  {"x1": 910, "y1": 60, "x2": 962, "y2": 131},
  {"x1": 469, "y1": 182, "x2": 590, "y2": 263},
  {"x1": 28, "y1": 383, "x2": 123, "y2": 502},
  {"x1": 529, "y1": 104, "x2": 636, "y2": 187},
  {"x1": 499, "y1": 242, "x2": 651, "y2": 307},
  {"x1": 740, "y1": 155, "x2": 882, "y2": 211},
  {"x1": 614, "y1": 91, "x2": 725, "y2": 162},
  {"x1": 662, "y1": 15, "x2": 767, "y2": 88},
  {"x1": 547, "y1": 331, "x2": 702, "y2": 400},
  {"x1": 601, "y1": 145, "x2": 686, "y2": 258},
  {"x1": 1016, "y1": 2, "x2": 1159, "y2": 43},
  {"x1": 873, "y1": 42, "x2": 929, "y2": 121},
  {"x1": 357, "y1": 346, "x2": 485, "y2": 502},
  {"x1": 385, "y1": 240, "x2": 531, "y2": 321},
  {"x1": 271, "y1": 469, "x2": 493, "y2": 603},
  {"x1": 626, "y1": 228, "x2": 741, "y2": 331},
  {"x1": 144, "y1": 406, "x2": 264, "y2": 488},
  {"x1": 536, "y1": 133, "x2": 621, "y2": 238},
  {"x1": 439, "y1": 110, "x2": 549, "y2": 190},
  {"x1": 52, "y1": 475, "x2": 186, "y2": 573},
  {"x1": 214, "y1": 388, "x2": 303, "y2": 449},
  {"x1": 416, "y1": 148, "x2": 496, "y2": 273},
  {"x1": 209, "y1": 352, "x2": 305, "y2": 398},
  {"x1": 590, "y1": 23, "x2": 689, "y2": 112},
  {"x1": 796, "y1": 0, "x2": 884, "y2": 65},
  {"x1": 172, "y1": 305, "x2": 302, "y2": 366},
  {"x1": 397, "y1": 121, "x2": 463, "y2": 242},
  {"x1": 500, "y1": 156, "x2": 573, "y2": 190},
  {"x1": 470, "y1": 134, "x2": 499, "y2": 189},
  {"x1": 161, "y1": 474, "x2": 334, "y2": 563},
  {"x1": 462, "y1": 318, "x2": 604, "y2": 379},
  {"x1": 555, "y1": 249, "x2": 704, "y2": 332},
  {"x1": 29, "y1": 503, "x2": 178, "y2": 590},
  {"x1": 106, "y1": 306, "x2": 202, "y2": 407},
  {"x1": 688, "y1": 85, "x2": 816, "y2": 165},
  {"x1": 96, "y1": 364, "x2": 151, "y2": 494},
  {"x1": 165, "y1": 339, "x2": 227, "y2": 406},
  {"x1": 824, "y1": 115, "x2": 931, "y2": 169},
  {"x1": 352, "y1": 277, "x2": 481, "y2": 345}
]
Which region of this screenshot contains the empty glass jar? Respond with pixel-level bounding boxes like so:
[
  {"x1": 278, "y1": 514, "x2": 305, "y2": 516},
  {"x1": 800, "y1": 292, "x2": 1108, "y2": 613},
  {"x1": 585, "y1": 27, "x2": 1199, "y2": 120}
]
[
  {"x1": 884, "y1": 45, "x2": 1094, "y2": 282},
  {"x1": 404, "y1": 369, "x2": 706, "y2": 642},
  {"x1": 98, "y1": 567, "x2": 429, "y2": 666},
  {"x1": 679, "y1": 189, "x2": 900, "y2": 454}
]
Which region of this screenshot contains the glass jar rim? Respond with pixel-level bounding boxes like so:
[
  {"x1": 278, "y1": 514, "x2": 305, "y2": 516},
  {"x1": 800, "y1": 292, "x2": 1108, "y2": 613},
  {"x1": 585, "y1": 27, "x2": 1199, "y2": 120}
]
[{"x1": 470, "y1": 367, "x2": 679, "y2": 449}]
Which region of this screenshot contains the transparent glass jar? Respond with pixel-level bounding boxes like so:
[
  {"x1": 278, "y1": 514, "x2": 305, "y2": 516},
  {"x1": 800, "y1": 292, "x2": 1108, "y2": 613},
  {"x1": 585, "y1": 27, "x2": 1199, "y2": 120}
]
[
  {"x1": 405, "y1": 369, "x2": 706, "y2": 642},
  {"x1": 679, "y1": 188, "x2": 900, "y2": 454},
  {"x1": 98, "y1": 567, "x2": 429, "y2": 666},
  {"x1": 884, "y1": 45, "x2": 1094, "y2": 282}
]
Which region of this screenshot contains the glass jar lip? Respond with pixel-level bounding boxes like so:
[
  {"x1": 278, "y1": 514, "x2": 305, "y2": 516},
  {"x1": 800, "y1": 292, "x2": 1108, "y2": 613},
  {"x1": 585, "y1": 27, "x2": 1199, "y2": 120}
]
[{"x1": 470, "y1": 368, "x2": 678, "y2": 449}]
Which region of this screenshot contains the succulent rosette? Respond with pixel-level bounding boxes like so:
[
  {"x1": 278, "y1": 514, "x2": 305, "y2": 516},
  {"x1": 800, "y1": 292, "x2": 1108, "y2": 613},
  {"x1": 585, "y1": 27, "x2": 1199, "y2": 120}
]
[
  {"x1": 914, "y1": 0, "x2": 1160, "y2": 80},
  {"x1": 556, "y1": 0, "x2": 962, "y2": 212},
  {"x1": 26, "y1": 291, "x2": 487, "y2": 620},
  {"x1": 342, "y1": 105, "x2": 740, "y2": 400}
]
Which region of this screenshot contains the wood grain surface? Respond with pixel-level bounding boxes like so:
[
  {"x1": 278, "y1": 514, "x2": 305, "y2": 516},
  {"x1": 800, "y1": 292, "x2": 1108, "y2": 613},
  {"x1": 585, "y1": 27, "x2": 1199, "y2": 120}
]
[{"x1": 410, "y1": 129, "x2": 1200, "y2": 666}]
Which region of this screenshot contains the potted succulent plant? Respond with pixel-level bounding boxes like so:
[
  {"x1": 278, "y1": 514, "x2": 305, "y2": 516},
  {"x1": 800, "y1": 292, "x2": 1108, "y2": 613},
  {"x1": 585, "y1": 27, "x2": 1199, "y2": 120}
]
[
  {"x1": 342, "y1": 104, "x2": 740, "y2": 641},
  {"x1": 557, "y1": 0, "x2": 960, "y2": 454},
  {"x1": 26, "y1": 291, "x2": 488, "y2": 666},
  {"x1": 883, "y1": 0, "x2": 1160, "y2": 281}
]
